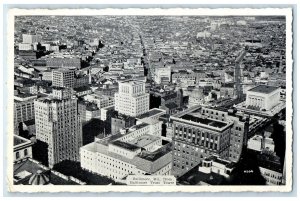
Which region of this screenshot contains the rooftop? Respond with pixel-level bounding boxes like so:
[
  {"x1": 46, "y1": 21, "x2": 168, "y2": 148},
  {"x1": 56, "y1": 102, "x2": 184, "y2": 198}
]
[
  {"x1": 248, "y1": 85, "x2": 279, "y2": 94},
  {"x1": 178, "y1": 165, "x2": 225, "y2": 185},
  {"x1": 138, "y1": 143, "x2": 172, "y2": 162},
  {"x1": 23, "y1": 119, "x2": 35, "y2": 126},
  {"x1": 129, "y1": 134, "x2": 160, "y2": 148},
  {"x1": 181, "y1": 114, "x2": 227, "y2": 128},
  {"x1": 137, "y1": 108, "x2": 164, "y2": 119},
  {"x1": 13, "y1": 159, "x2": 79, "y2": 185},
  {"x1": 130, "y1": 122, "x2": 149, "y2": 131},
  {"x1": 53, "y1": 68, "x2": 75, "y2": 72},
  {"x1": 14, "y1": 93, "x2": 36, "y2": 99},
  {"x1": 14, "y1": 135, "x2": 29, "y2": 146},
  {"x1": 74, "y1": 86, "x2": 91, "y2": 92},
  {"x1": 110, "y1": 140, "x2": 140, "y2": 151}
]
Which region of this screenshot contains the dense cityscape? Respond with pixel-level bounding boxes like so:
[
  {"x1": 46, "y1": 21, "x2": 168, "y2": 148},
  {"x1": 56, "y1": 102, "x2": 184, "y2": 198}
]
[{"x1": 13, "y1": 15, "x2": 287, "y2": 186}]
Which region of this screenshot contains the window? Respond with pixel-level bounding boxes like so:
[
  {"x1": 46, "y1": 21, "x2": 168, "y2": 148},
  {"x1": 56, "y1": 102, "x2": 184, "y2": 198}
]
[
  {"x1": 16, "y1": 152, "x2": 20, "y2": 159},
  {"x1": 24, "y1": 149, "x2": 28, "y2": 156}
]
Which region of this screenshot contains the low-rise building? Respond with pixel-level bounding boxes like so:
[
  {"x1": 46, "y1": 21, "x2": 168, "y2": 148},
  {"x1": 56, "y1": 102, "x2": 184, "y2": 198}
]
[
  {"x1": 14, "y1": 93, "x2": 37, "y2": 134},
  {"x1": 198, "y1": 156, "x2": 235, "y2": 179},
  {"x1": 247, "y1": 135, "x2": 275, "y2": 152},
  {"x1": 14, "y1": 135, "x2": 33, "y2": 162},
  {"x1": 246, "y1": 85, "x2": 281, "y2": 111},
  {"x1": 111, "y1": 114, "x2": 136, "y2": 135},
  {"x1": 80, "y1": 108, "x2": 171, "y2": 181},
  {"x1": 154, "y1": 66, "x2": 171, "y2": 84},
  {"x1": 84, "y1": 93, "x2": 114, "y2": 110},
  {"x1": 257, "y1": 151, "x2": 283, "y2": 185}
]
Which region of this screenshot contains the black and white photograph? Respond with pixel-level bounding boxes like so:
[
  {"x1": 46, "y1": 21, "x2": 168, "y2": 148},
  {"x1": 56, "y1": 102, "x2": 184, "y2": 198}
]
[{"x1": 5, "y1": 7, "x2": 293, "y2": 193}]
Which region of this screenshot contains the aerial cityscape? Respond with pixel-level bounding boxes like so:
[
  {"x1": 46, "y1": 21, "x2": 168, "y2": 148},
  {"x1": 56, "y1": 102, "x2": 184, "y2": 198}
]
[{"x1": 13, "y1": 15, "x2": 287, "y2": 186}]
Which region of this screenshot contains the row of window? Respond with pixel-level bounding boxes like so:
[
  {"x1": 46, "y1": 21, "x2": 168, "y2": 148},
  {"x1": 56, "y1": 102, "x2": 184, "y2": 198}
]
[{"x1": 15, "y1": 148, "x2": 29, "y2": 159}]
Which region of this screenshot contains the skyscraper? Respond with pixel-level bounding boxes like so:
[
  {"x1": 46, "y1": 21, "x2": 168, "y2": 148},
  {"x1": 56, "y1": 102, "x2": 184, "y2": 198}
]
[
  {"x1": 34, "y1": 88, "x2": 82, "y2": 168},
  {"x1": 115, "y1": 80, "x2": 149, "y2": 117}
]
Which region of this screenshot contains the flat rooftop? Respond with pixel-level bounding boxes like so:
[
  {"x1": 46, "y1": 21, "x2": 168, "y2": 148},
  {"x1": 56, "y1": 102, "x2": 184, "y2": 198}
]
[
  {"x1": 137, "y1": 109, "x2": 164, "y2": 119},
  {"x1": 14, "y1": 93, "x2": 36, "y2": 99},
  {"x1": 129, "y1": 134, "x2": 160, "y2": 148},
  {"x1": 53, "y1": 68, "x2": 75, "y2": 72},
  {"x1": 111, "y1": 140, "x2": 140, "y2": 151},
  {"x1": 138, "y1": 143, "x2": 172, "y2": 162},
  {"x1": 119, "y1": 80, "x2": 144, "y2": 85},
  {"x1": 181, "y1": 114, "x2": 227, "y2": 128},
  {"x1": 131, "y1": 122, "x2": 148, "y2": 130},
  {"x1": 248, "y1": 85, "x2": 279, "y2": 94},
  {"x1": 96, "y1": 134, "x2": 123, "y2": 146},
  {"x1": 14, "y1": 135, "x2": 27, "y2": 146}
]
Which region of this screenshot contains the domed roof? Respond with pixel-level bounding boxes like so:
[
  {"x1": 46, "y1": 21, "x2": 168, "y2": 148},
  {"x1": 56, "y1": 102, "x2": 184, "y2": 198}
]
[{"x1": 28, "y1": 170, "x2": 50, "y2": 185}]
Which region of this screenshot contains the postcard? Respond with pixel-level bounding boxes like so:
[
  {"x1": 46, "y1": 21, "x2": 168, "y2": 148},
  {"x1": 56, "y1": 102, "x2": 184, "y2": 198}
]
[{"x1": 6, "y1": 7, "x2": 293, "y2": 193}]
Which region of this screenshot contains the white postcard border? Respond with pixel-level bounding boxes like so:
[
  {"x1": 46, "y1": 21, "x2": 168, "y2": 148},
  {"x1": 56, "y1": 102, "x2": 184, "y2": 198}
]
[{"x1": 6, "y1": 7, "x2": 293, "y2": 193}]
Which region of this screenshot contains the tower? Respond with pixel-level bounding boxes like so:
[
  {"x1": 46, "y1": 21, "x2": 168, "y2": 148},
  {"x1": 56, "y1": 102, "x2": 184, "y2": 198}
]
[
  {"x1": 114, "y1": 80, "x2": 149, "y2": 117},
  {"x1": 34, "y1": 88, "x2": 82, "y2": 168}
]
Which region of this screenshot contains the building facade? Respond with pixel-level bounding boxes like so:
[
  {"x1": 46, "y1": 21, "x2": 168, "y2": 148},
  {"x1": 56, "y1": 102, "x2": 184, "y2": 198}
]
[
  {"x1": 246, "y1": 85, "x2": 281, "y2": 111},
  {"x1": 34, "y1": 90, "x2": 82, "y2": 168},
  {"x1": 170, "y1": 106, "x2": 250, "y2": 177},
  {"x1": 154, "y1": 66, "x2": 171, "y2": 84},
  {"x1": 115, "y1": 80, "x2": 149, "y2": 117},
  {"x1": 14, "y1": 135, "x2": 33, "y2": 162},
  {"x1": 171, "y1": 107, "x2": 232, "y2": 177},
  {"x1": 84, "y1": 94, "x2": 115, "y2": 110},
  {"x1": 81, "y1": 117, "x2": 171, "y2": 182},
  {"x1": 46, "y1": 57, "x2": 81, "y2": 69},
  {"x1": 22, "y1": 34, "x2": 42, "y2": 44},
  {"x1": 52, "y1": 69, "x2": 75, "y2": 88},
  {"x1": 14, "y1": 94, "x2": 37, "y2": 134}
]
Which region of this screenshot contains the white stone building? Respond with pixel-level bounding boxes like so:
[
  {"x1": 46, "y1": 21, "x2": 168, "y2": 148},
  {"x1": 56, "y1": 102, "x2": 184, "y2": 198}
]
[
  {"x1": 154, "y1": 66, "x2": 171, "y2": 84},
  {"x1": 115, "y1": 80, "x2": 149, "y2": 117},
  {"x1": 247, "y1": 135, "x2": 275, "y2": 152},
  {"x1": 14, "y1": 135, "x2": 33, "y2": 162},
  {"x1": 246, "y1": 85, "x2": 281, "y2": 111},
  {"x1": 80, "y1": 111, "x2": 172, "y2": 181}
]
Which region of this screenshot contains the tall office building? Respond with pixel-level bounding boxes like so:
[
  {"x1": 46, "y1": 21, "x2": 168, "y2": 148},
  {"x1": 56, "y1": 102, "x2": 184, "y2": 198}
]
[
  {"x1": 52, "y1": 69, "x2": 75, "y2": 88},
  {"x1": 115, "y1": 80, "x2": 149, "y2": 117},
  {"x1": 170, "y1": 106, "x2": 249, "y2": 177},
  {"x1": 34, "y1": 88, "x2": 82, "y2": 168}
]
